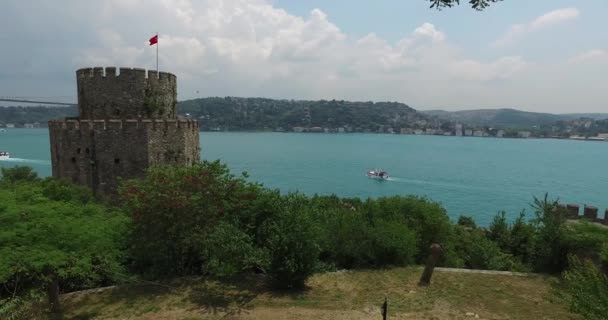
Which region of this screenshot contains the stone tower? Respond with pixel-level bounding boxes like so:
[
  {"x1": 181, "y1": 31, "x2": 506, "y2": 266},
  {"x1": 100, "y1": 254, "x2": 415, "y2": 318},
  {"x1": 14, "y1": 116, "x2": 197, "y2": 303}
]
[{"x1": 49, "y1": 67, "x2": 200, "y2": 197}]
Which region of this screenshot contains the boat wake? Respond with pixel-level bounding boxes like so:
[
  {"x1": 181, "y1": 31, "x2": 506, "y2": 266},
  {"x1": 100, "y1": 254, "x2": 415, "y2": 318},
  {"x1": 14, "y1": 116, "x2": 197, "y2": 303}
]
[
  {"x1": 0, "y1": 158, "x2": 51, "y2": 165},
  {"x1": 386, "y1": 176, "x2": 493, "y2": 193}
]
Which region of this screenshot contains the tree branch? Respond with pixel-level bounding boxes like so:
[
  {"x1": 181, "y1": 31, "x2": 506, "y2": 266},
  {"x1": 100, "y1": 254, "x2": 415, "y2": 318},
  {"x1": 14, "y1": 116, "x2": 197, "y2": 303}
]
[{"x1": 429, "y1": 0, "x2": 503, "y2": 11}]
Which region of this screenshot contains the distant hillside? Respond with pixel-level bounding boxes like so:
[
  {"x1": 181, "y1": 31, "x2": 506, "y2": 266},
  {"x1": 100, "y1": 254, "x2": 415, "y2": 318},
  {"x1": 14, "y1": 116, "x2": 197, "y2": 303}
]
[
  {"x1": 179, "y1": 97, "x2": 422, "y2": 131},
  {"x1": 0, "y1": 105, "x2": 77, "y2": 127},
  {"x1": 422, "y1": 108, "x2": 608, "y2": 128}
]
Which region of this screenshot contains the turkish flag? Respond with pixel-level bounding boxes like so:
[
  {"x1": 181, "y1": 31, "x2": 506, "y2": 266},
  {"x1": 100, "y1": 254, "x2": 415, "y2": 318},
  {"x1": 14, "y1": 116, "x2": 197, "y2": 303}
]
[{"x1": 149, "y1": 35, "x2": 158, "y2": 46}]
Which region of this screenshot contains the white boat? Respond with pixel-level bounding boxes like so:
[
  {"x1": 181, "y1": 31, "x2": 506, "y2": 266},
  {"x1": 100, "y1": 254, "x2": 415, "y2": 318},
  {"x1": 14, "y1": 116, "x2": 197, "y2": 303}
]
[
  {"x1": 367, "y1": 169, "x2": 389, "y2": 180},
  {"x1": 0, "y1": 151, "x2": 10, "y2": 160}
]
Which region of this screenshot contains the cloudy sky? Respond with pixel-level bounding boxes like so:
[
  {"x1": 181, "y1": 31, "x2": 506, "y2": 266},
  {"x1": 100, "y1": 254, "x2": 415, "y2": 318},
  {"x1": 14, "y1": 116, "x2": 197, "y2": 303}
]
[{"x1": 1, "y1": 0, "x2": 607, "y2": 113}]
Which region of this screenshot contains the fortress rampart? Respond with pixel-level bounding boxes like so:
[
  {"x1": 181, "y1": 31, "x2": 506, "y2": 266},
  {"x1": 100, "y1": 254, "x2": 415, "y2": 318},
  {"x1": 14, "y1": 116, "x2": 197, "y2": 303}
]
[
  {"x1": 563, "y1": 203, "x2": 608, "y2": 225},
  {"x1": 49, "y1": 67, "x2": 200, "y2": 197}
]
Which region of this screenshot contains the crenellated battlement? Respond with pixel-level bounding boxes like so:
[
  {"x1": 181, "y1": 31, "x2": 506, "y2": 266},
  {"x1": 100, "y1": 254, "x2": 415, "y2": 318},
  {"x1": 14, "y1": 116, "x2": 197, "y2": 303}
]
[
  {"x1": 49, "y1": 119, "x2": 198, "y2": 131},
  {"x1": 76, "y1": 67, "x2": 176, "y2": 83}
]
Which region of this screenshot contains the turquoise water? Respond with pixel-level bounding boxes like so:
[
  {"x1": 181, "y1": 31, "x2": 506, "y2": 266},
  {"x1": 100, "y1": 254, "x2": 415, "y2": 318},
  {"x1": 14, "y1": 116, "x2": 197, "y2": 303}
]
[{"x1": 1, "y1": 129, "x2": 607, "y2": 225}]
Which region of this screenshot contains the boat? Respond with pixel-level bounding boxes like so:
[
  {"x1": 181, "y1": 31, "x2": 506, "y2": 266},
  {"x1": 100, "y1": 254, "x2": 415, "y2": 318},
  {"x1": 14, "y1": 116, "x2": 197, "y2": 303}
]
[
  {"x1": 367, "y1": 169, "x2": 389, "y2": 180},
  {"x1": 0, "y1": 151, "x2": 10, "y2": 160}
]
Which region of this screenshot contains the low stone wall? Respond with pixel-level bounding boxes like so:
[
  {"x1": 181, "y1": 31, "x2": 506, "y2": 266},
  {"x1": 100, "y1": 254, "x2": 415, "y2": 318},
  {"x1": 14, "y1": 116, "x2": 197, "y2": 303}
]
[{"x1": 562, "y1": 203, "x2": 608, "y2": 225}]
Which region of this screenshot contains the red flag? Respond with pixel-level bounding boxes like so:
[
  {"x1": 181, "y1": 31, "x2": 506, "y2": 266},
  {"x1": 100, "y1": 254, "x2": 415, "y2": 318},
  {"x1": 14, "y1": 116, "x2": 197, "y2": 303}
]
[{"x1": 149, "y1": 34, "x2": 158, "y2": 46}]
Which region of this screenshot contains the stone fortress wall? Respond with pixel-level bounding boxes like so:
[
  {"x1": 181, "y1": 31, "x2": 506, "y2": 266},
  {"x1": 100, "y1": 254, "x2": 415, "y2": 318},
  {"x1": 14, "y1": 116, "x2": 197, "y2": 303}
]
[
  {"x1": 49, "y1": 67, "x2": 200, "y2": 197},
  {"x1": 563, "y1": 203, "x2": 608, "y2": 225}
]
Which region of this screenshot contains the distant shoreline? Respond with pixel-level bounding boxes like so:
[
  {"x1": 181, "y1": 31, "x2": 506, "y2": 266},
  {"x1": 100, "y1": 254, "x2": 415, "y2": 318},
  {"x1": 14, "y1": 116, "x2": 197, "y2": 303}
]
[{"x1": 3, "y1": 127, "x2": 607, "y2": 142}]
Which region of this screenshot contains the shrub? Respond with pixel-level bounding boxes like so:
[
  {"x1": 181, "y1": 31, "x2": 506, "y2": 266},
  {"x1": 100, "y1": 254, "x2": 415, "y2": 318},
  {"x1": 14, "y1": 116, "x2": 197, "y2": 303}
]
[
  {"x1": 453, "y1": 226, "x2": 518, "y2": 271},
  {"x1": 319, "y1": 209, "x2": 417, "y2": 268},
  {"x1": 120, "y1": 161, "x2": 265, "y2": 277},
  {"x1": 457, "y1": 215, "x2": 476, "y2": 229},
  {"x1": 488, "y1": 211, "x2": 510, "y2": 251},
  {"x1": 507, "y1": 212, "x2": 535, "y2": 263},
  {"x1": 262, "y1": 194, "x2": 320, "y2": 289},
  {"x1": 363, "y1": 196, "x2": 453, "y2": 262},
  {"x1": 531, "y1": 194, "x2": 568, "y2": 273},
  {"x1": 562, "y1": 256, "x2": 608, "y2": 320},
  {"x1": 0, "y1": 180, "x2": 128, "y2": 313},
  {"x1": 40, "y1": 178, "x2": 94, "y2": 203},
  {"x1": 0, "y1": 166, "x2": 38, "y2": 184},
  {"x1": 201, "y1": 222, "x2": 268, "y2": 277}
]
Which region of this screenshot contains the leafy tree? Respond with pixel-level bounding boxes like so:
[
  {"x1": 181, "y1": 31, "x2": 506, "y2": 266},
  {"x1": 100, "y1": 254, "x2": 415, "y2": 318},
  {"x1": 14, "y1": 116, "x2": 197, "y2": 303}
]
[
  {"x1": 261, "y1": 194, "x2": 320, "y2": 289},
  {"x1": 120, "y1": 161, "x2": 266, "y2": 278},
  {"x1": 508, "y1": 212, "x2": 535, "y2": 263},
  {"x1": 457, "y1": 215, "x2": 476, "y2": 229},
  {"x1": 0, "y1": 179, "x2": 127, "y2": 316},
  {"x1": 488, "y1": 211, "x2": 510, "y2": 251},
  {"x1": 531, "y1": 194, "x2": 568, "y2": 273},
  {"x1": 428, "y1": 0, "x2": 503, "y2": 10}
]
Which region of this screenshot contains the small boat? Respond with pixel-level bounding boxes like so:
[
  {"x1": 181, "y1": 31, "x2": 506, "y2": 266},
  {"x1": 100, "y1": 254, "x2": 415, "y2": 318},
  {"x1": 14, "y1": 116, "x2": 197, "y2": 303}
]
[
  {"x1": 0, "y1": 151, "x2": 10, "y2": 160},
  {"x1": 367, "y1": 169, "x2": 389, "y2": 180}
]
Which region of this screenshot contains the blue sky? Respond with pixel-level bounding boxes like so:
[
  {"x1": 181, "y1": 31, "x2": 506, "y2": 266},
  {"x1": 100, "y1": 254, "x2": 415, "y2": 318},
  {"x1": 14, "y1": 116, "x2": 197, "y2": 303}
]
[{"x1": 1, "y1": 0, "x2": 607, "y2": 112}]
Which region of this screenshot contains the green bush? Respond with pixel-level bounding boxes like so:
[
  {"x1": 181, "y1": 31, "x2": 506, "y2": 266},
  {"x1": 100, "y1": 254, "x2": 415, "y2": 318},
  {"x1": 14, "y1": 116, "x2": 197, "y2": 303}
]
[
  {"x1": 120, "y1": 161, "x2": 265, "y2": 277},
  {"x1": 201, "y1": 222, "x2": 268, "y2": 277},
  {"x1": 319, "y1": 209, "x2": 417, "y2": 268},
  {"x1": 453, "y1": 226, "x2": 519, "y2": 271},
  {"x1": 0, "y1": 166, "x2": 38, "y2": 184},
  {"x1": 263, "y1": 195, "x2": 320, "y2": 289},
  {"x1": 507, "y1": 212, "x2": 535, "y2": 263},
  {"x1": 488, "y1": 211, "x2": 510, "y2": 251},
  {"x1": 0, "y1": 179, "x2": 128, "y2": 313},
  {"x1": 562, "y1": 256, "x2": 608, "y2": 320},
  {"x1": 457, "y1": 215, "x2": 476, "y2": 229},
  {"x1": 530, "y1": 195, "x2": 568, "y2": 273},
  {"x1": 363, "y1": 196, "x2": 453, "y2": 262}
]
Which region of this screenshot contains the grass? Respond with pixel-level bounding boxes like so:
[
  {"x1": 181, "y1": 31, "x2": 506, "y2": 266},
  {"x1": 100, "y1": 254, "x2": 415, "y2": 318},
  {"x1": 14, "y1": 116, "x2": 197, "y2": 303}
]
[{"x1": 61, "y1": 267, "x2": 579, "y2": 320}]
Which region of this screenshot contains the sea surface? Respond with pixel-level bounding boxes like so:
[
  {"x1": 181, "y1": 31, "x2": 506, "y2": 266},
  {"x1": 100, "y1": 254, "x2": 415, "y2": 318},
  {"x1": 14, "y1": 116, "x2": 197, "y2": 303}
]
[{"x1": 1, "y1": 129, "x2": 607, "y2": 225}]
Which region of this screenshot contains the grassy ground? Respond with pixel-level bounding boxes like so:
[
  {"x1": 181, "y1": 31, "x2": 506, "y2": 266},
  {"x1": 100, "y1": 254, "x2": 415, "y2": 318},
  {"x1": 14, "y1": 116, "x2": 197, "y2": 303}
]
[{"x1": 61, "y1": 267, "x2": 578, "y2": 320}]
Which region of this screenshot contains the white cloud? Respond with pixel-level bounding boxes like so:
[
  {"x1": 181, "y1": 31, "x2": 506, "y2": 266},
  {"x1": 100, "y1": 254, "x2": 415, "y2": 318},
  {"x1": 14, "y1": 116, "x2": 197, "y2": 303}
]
[
  {"x1": 493, "y1": 8, "x2": 580, "y2": 47},
  {"x1": 568, "y1": 49, "x2": 608, "y2": 64},
  {"x1": 1, "y1": 1, "x2": 606, "y2": 112},
  {"x1": 530, "y1": 8, "x2": 580, "y2": 30}
]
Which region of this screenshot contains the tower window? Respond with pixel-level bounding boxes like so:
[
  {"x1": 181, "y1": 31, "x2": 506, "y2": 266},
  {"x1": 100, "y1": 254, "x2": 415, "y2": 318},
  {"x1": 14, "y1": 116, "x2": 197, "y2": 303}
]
[
  {"x1": 114, "y1": 158, "x2": 120, "y2": 164},
  {"x1": 113, "y1": 109, "x2": 121, "y2": 116},
  {"x1": 85, "y1": 148, "x2": 90, "y2": 154},
  {"x1": 77, "y1": 147, "x2": 81, "y2": 154},
  {"x1": 71, "y1": 157, "x2": 76, "y2": 163}
]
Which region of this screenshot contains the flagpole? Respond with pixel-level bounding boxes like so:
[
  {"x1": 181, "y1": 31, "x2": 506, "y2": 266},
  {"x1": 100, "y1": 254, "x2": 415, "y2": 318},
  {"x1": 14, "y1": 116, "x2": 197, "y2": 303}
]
[{"x1": 156, "y1": 32, "x2": 159, "y2": 78}]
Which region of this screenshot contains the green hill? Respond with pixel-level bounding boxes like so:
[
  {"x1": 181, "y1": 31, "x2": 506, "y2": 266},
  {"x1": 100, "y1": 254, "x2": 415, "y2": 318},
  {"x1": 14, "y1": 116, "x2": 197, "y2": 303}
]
[
  {"x1": 179, "y1": 97, "x2": 421, "y2": 131},
  {"x1": 422, "y1": 108, "x2": 608, "y2": 129}
]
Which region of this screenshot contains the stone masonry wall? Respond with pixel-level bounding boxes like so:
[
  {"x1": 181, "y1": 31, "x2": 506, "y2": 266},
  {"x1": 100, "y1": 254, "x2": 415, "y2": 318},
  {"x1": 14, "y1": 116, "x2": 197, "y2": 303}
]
[
  {"x1": 49, "y1": 119, "x2": 199, "y2": 196},
  {"x1": 50, "y1": 66, "x2": 199, "y2": 198},
  {"x1": 77, "y1": 67, "x2": 177, "y2": 120}
]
